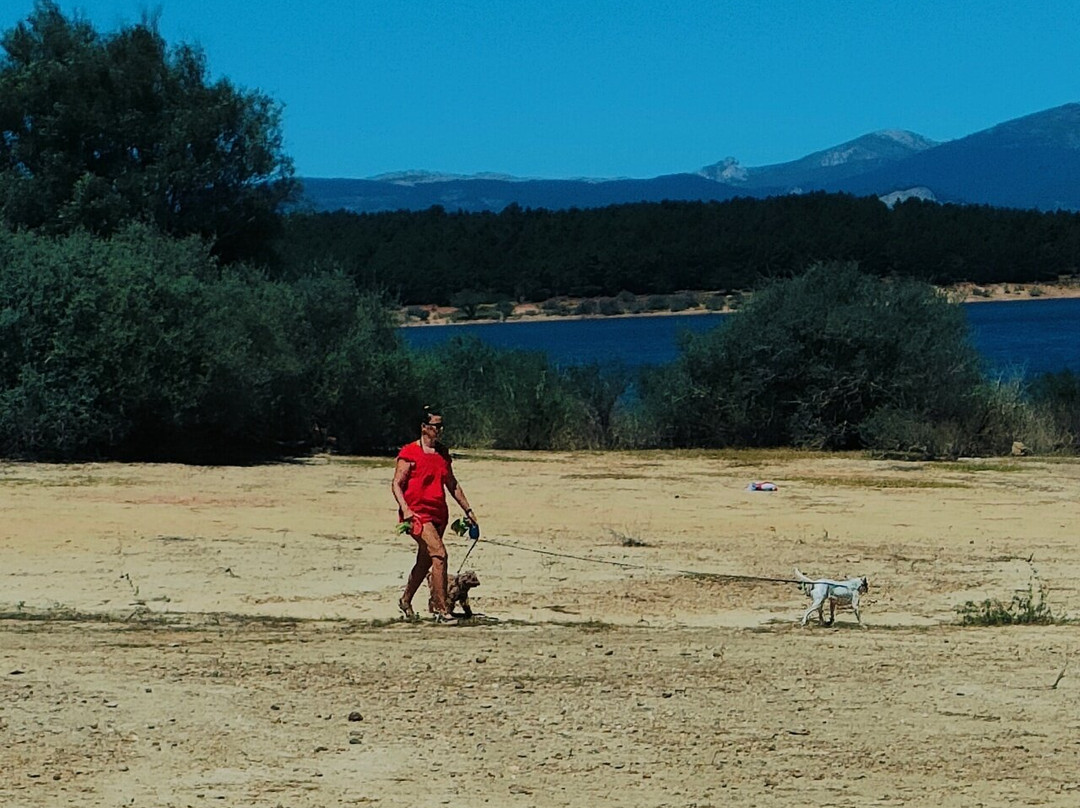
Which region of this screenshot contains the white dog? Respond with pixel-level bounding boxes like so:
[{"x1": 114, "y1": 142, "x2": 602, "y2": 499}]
[{"x1": 794, "y1": 567, "x2": 869, "y2": 627}]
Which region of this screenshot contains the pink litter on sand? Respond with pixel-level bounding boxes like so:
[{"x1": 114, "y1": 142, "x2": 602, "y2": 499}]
[{"x1": 747, "y1": 481, "x2": 778, "y2": 491}]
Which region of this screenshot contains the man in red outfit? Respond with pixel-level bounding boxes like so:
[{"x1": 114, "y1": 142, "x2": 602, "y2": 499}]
[{"x1": 391, "y1": 407, "x2": 478, "y2": 624}]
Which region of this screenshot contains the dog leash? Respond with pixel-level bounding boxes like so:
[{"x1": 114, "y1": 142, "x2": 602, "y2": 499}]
[
  {"x1": 456, "y1": 533, "x2": 481, "y2": 576},
  {"x1": 458, "y1": 535, "x2": 805, "y2": 585}
]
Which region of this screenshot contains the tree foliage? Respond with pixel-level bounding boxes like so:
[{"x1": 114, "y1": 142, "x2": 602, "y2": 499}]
[
  {"x1": 280, "y1": 194, "x2": 1080, "y2": 304},
  {"x1": 0, "y1": 2, "x2": 296, "y2": 263},
  {"x1": 638, "y1": 263, "x2": 985, "y2": 450},
  {"x1": 0, "y1": 226, "x2": 412, "y2": 460}
]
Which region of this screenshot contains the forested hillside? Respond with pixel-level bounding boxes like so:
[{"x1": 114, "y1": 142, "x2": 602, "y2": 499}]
[{"x1": 279, "y1": 195, "x2": 1080, "y2": 306}]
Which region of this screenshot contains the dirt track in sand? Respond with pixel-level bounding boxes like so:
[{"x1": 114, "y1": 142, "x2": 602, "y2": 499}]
[{"x1": 2, "y1": 451, "x2": 1079, "y2": 806}]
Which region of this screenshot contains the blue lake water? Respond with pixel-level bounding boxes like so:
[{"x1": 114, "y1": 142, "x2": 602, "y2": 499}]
[{"x1": 401, "y1": 298, "x2": 1080, "y2": 377}]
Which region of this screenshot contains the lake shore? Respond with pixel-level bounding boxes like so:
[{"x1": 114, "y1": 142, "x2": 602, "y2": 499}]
[{"x1": 398, "y1": 279, "x2": 1080, "y2": 326}]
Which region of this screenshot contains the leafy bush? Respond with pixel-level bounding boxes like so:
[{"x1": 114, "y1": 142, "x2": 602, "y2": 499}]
[
  {"x1": 0, "y1": 226, "x2": 412, "y2": 459},
  {"x1": 1028, "y1": 369, "x2": 1080, "y2": 451},
  {"x1": 560, "y1": 363, "x2": 631, "y2": 448},
  {"x1": 575, "y1": 298, "x2": 598, "y2": 316},
  {"x1": 859, "y1": 407, "x2": 967, "y2": 460},
  {"x1": 667, "y1": 291, "x2": 698, "y2": 311},
  {"x1": 597, "y1": 297, "x2": 623, "y2": 316},
  {"x1": 861, "y1": 375, "x2": 1070, "y2": 460},
  {"x1": 449, "y1": 289, "x2": 486, "y2": 319},
  {"x1": 410, "y1": 337, "x2": 583, "y2": 449},
  {"x1": 0, "y1": 225, "x2": 223, "y2": 457},
  {"x1": 407, "y1": 338, "x2": 638, "y2": 450},
  {"x1": 639, "y1": 263, "x2": 984, "y2": 449},
  {"x1": 956, "y1": 570, "x2": 1065, "y2": 626},
  {"x1": 541, "y1": 298, "x2": 570, "y2": 315}
]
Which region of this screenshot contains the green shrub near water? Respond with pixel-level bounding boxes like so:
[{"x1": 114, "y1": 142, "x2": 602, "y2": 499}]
[
  {"x1": 0, "y1": 226, "x2": 414, "y2": 459},
  {"x1": 637, "y1": 262, "x2": 985, "y2": 450},
  {"x1": 1028, "y1": 369, "x2": 1080, "y2": 452},
  {"x1": 2, "y1": 236, "x2": 1076, "y2": 460},
  {"x1": 409, "y1": 337, "x2": 628, "y2": 450},
  {"x1": 860, "y1": 376, "x2": 1071, "y2": 459}
]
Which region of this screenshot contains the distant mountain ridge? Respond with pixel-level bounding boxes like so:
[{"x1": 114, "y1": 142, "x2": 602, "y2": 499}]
[
  {"x1": 696, "y1": 129, "x2": 939, "y2": 190},
  {"x1": 298, "y1": 103, "x2": 1080, "y2": 214}
]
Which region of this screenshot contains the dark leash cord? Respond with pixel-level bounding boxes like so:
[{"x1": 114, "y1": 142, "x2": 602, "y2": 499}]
[{"x1": 455, "y1": 535, "x2": 805, "y2": 586}]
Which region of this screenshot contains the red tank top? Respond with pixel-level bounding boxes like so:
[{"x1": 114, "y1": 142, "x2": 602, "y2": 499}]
[{"x1": 396, "y1": 441, "x2": 452, "y2": 524}]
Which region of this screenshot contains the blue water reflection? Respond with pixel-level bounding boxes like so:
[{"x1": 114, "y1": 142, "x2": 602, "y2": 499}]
[{"x1": 401, "y1": 298, "x2": 1080, "y2": 376}]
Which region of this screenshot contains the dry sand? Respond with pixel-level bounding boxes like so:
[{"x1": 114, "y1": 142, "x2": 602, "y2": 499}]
[{"x1": 2, "y1": 450, "x2": 1080, "y2": 806}]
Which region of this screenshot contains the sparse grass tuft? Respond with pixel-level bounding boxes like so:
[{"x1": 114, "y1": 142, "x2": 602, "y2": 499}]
[
  {"x1": 550, "y1": 618, "x2": 617, "y2": 631},
  {"x1": 329, "y1": 457, "x2": 393, "y2": 469},
  {"x1": 565, "y1": 472, "x2": 648, "y2": 480},
  {"x1": 938, "y1": 461, "x2": 1025, "y2": 473},
  {"x1": 956, "y1": 568, "x2": 1067, "y2": 626},
  {"x1": 607, "y1": 528, "x2": 651, "y2": 547},
  {"x1": 788, "y1": 475, "x2": 966, "y2": 489},
  {"x1": 0, "y1": 605, "x2": 172, "y2": 625},
  {"x1": 0, "y1": 474, "x2": 138, "y2": 488}
]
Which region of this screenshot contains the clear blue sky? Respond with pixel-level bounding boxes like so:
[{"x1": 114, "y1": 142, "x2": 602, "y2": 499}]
[{"x1": 4, "y1": 1, "x2": 1079, "y2": 179}]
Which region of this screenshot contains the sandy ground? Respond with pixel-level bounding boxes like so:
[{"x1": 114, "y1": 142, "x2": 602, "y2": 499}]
[{"x1": 3, "y1": 450, "x2": 1080, "y2": 807}]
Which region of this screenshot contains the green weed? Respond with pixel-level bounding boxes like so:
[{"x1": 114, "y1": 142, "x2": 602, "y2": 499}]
[{"x1": 956, "y1": 570, "x2": 1067, "y2": 626}]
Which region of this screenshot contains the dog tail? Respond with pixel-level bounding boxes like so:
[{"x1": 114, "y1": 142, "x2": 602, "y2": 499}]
[{"x1": 793, "y1": 567, "x2": 814, "y2": 595}]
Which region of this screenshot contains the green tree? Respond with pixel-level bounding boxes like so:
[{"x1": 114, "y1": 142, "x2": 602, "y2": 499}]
[
  {"x1": 0, "y1": 2, "x2": 296, "y2": 264},
  {"x1": 0, "y1": 225, "x2": 414, "y2": 460},
  {"x1": 449, "y1": 289, "x2": 486, "y2": 320},
  {"x1": 641, "y1": 263, "x2": 984, "y2": 449}
]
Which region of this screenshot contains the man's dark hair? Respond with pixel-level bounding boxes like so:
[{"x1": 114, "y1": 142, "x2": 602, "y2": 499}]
[{"x1": 421, "y1": 406, "x2": 442, "y2": 425}]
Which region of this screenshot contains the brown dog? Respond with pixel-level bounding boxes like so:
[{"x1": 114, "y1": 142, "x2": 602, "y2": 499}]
[{"x1": 428, "y1": 570, "x2": 480, "y2": 617}]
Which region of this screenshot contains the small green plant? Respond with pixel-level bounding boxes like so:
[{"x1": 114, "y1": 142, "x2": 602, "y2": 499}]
[
  {"x1": 956, "y1": 568, "x2": 1065, "y2": 625},
  {"x1": 597, "y1": 297, "x2": 623, "y2": 316},
  {"x1": 704, "y1": 293, "x2": 727, "y2": 311},
  {"x1": 495, "y1": 299, "x2": 515, "y2": 320},
  {"x1": 607, "y1": 528, "x2": 650, "y2": 547}
]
